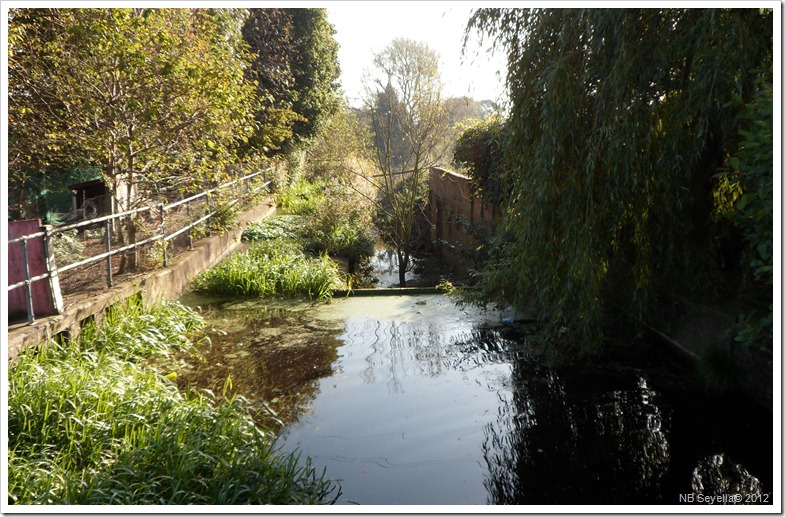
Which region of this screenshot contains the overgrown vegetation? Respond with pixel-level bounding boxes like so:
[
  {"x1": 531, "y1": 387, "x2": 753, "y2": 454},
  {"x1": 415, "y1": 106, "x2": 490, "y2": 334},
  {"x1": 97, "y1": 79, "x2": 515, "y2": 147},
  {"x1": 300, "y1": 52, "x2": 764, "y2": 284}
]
[
  {"x1": 465, "y1": 8, "x2": 773, "y2": 353},
  {"x1": 191, "y1": 239, "x2": 344, "y2": 300},
  {"x1": 275, "y1": 178, "x2": 376, "y2": 272},
  {"x1": 9, "y1": 7, "x2": 342, "y2": 277},
  {"x1": 8, "y1": 299, "x2": 338, "y2": 504},
  {"x1": 51, "y1": 230, "x2": 86, "y2": 266},
  {"x1": 716, "y1": 82, "x2": 773, "y2": 350}
]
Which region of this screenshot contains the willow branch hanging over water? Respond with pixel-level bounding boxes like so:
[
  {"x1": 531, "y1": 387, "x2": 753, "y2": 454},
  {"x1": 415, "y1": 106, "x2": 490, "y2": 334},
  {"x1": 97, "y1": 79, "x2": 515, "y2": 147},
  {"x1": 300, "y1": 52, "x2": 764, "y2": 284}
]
[{"x1": 465, "y1": 8, "x2": 773, "y2": 351}]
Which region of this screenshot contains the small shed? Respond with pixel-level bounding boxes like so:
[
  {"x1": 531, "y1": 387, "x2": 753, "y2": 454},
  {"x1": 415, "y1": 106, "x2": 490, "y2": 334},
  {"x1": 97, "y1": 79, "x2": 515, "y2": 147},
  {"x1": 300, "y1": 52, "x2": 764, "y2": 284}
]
[
  {"x1": 69, "y1": 176, "x2": 138, "y2": 218},
  {"x1": 69, "y1": 178, "x2": 110, "y2": 215}
]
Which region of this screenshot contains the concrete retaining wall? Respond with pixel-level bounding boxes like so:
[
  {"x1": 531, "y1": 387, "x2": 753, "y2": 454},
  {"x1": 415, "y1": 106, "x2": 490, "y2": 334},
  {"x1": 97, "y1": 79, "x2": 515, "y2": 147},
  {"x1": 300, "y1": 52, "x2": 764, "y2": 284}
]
[
  {"x1": 648, "y1": 298, "x2": 773, "y2": 408},
  {"x1": 7, "y1": 202, "x2": 275, "y2": 362}
]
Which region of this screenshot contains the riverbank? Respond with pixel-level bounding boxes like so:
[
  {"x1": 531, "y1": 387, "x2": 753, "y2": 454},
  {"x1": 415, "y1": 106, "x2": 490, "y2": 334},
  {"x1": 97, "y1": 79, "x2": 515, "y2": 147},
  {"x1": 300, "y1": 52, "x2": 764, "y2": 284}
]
[{"x1": 7, "y1": 200, "x2": 276, "y2": 362}]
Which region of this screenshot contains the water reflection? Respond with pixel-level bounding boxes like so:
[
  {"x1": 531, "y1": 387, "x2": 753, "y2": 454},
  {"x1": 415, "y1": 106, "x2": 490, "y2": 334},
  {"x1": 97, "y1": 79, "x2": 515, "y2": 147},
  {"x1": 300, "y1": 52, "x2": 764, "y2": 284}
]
[
  {"x1": 369, "y1": 246, "x2": 419, "y2": 287},
  {"x1": 175, "y1": 301, "x2": 344, "y2": 428},
  {"x1": 483, "y1": 366, "x2": 671, "y2": 504},
  {"x1": 691, "y1": 453, "x2": 763, "y2": 503},
  {"x1": 177, "y1": 294, "x2": 772, "y2": 505}
]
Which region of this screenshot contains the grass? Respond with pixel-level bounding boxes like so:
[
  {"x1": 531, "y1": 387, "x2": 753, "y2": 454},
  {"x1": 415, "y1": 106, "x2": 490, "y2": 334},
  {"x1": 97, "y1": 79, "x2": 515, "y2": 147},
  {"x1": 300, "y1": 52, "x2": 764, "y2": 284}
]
[
  {"x1": 191, "y1": 239, "x2": 345, "y2": 300},
  {"x1": 8, "y1": 298, "x2": 339, "y2": 505}
]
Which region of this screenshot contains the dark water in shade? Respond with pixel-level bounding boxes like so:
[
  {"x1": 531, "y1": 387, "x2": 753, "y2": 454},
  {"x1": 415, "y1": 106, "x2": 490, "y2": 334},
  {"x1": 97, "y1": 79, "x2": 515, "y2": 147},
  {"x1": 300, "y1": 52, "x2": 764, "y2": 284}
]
[{"x1": 177, "y1": 293, "x2": 774, "y2": 507}]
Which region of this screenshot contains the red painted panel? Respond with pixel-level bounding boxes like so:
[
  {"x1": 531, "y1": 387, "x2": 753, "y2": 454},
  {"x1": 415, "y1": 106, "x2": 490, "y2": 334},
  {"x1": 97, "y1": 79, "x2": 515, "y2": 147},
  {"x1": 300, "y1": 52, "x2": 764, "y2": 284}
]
[{"x1": 8, "y1": 220, "x2": 56, "y2": 318}]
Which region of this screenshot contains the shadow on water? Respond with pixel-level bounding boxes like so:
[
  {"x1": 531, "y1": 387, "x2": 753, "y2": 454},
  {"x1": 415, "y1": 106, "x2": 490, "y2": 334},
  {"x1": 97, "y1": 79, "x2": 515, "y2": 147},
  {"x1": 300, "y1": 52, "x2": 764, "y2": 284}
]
[
  {"x1": 176, "y1": 292, "x2": 773, "y2": 506},
  {"x1": 478, "y1": 329, "x2": 773, "y2": 505},
  {"x1": 175, "y1": 292, "x2": 346, "y2": 428}
]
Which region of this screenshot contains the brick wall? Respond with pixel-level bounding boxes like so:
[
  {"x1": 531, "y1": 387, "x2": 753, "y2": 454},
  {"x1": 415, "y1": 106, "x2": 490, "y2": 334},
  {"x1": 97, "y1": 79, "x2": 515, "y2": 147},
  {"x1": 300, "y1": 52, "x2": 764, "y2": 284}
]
[{"x1": 428, "y1": 167, "x2": 500, "y2": 273}]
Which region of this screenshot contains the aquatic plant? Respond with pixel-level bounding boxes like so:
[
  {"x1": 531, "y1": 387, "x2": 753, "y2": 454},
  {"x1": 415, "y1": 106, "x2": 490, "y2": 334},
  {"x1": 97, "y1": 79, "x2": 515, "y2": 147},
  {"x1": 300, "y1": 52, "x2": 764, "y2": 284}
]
[
  {"x1": 8, "y1": 299, "x2": 338, "y2": 504},
  {"x1": 242, "y1": 215, "x2": 305, "y2": 242},
  {"x1": 191, "y1": 239, "x2": 344, "y2": 300}
]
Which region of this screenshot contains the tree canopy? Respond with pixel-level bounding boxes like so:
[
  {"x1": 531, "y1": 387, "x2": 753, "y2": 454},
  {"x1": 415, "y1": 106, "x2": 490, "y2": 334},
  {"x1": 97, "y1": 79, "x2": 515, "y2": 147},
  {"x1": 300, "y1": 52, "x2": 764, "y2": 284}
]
[
  {"x1": 466, "y1": 8, "x2": 773, "y2": 351},
  {"x1": 9, "y1": 7, "x2": 343, "y2": 220},
  {"x1": 9, "y1": 8, "x2": 258, "y2": 213},
  {"x1": 241, "y1": 8, "x2": 341, "y2": 156}
]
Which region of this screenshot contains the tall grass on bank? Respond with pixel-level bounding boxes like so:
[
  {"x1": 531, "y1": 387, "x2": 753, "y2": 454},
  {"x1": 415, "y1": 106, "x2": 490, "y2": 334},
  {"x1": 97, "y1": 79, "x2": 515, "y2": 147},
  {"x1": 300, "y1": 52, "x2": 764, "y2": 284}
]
[
  {"x1": 8, "y1": 299, "x2": 338, "y2": 505},
  {"x1": 191, "y1": 239, "x2": 344, "y2": 300}
]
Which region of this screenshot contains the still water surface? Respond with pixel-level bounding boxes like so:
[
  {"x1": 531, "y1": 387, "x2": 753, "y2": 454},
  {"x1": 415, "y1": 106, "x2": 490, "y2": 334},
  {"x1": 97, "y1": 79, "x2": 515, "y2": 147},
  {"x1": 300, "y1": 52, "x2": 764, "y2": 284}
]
[{"x1": 177, "y1": 293, "x2": 772, "y2": 506}]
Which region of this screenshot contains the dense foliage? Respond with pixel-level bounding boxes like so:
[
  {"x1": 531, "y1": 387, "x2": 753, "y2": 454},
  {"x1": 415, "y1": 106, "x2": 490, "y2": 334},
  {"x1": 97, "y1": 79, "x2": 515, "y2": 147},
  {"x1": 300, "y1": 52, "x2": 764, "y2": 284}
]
[
  {"x1": 9, "y1": 7, "x2": 341, "y2": 228},
  {"x1": 269, "y1": 179, "x2": 376, "y2": 272},
  {"x1": 717, "y1": 82, "x2": 774, "y2": 349},
  {"x1": 241, "y1": 8, "x2": 341, "y2": 156},
  {"x1": 466, "y1": 8, "x2": 773, "y2": 351},
  {"x1": 452, "y1": 116, "x2": 507, "y2": 204},
  {"x1": 9, "y1": 8, "x2": 257, "y2": 210},
  {"x1": 8, "y1": 300, "x2": 337, "y2": 504}
]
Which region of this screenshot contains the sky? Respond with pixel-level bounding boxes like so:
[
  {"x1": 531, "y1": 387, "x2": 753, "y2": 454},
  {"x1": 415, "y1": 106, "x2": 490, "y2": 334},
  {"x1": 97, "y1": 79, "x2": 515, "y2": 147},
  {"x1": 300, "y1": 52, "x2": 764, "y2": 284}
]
[{"x1": 325, "y1": 2, "x2": 508, "y2": 107}]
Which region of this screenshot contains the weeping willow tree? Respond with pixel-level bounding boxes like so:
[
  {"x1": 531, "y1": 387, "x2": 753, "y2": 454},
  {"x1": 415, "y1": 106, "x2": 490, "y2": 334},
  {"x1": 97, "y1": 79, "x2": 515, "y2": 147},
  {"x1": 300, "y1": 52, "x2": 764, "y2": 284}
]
[{"x1": 466, "y1": 8, "x2": 773, "y2": 351}]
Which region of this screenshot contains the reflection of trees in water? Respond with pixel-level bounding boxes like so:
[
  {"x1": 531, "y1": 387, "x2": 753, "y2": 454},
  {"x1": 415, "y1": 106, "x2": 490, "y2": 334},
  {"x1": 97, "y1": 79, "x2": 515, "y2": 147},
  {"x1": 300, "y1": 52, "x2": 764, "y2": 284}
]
[
  {"x1": 354, "y1": 320, "x2": 456, "y2": 394},
  {"x1": 691, "y1": 453, "x2": 763, "y2": 502},
  {"x1": 482, "y1": 365, "x2": 671, "y2": 504},
  {"x1": 179, "y1": 305, "x2": 343, "y2": 428}
]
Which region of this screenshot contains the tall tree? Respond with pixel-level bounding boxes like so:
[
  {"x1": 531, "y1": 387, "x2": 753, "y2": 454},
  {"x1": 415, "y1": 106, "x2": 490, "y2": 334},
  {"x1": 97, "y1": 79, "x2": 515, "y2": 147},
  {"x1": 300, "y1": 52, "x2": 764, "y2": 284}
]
[
  {"x1": 466, "y1": 8, "x2": 773, "y2": 351},
  {"x1": 362, "y1": 38, "x2": 450, "y2": 286},
  {"x1": 288, "y1": 8, "x2": 342, "y2": 147},
  {"x1": 241, "y1": 8, "x2": 341, "y2": 157},
  {"x1": 9, "y1": 8, "x2": 258, "y2": 270},
  {"x1": 240, "y1": 8, "x2": 301, "y2": 157}
]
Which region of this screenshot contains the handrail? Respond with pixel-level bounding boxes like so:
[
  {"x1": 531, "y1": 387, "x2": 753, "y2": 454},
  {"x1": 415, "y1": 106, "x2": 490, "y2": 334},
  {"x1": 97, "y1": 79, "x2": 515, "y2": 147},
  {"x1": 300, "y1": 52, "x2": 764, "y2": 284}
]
[{"x1": 7, "y1": 169, "x2": 271, "y2": 325}]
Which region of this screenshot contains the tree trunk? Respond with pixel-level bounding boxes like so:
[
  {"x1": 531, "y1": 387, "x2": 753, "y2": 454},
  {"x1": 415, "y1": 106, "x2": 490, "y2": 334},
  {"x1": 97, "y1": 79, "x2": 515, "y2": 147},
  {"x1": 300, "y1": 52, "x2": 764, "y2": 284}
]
[{"x1": 397, "y1": 249, "x2": 408, "y2": 287}]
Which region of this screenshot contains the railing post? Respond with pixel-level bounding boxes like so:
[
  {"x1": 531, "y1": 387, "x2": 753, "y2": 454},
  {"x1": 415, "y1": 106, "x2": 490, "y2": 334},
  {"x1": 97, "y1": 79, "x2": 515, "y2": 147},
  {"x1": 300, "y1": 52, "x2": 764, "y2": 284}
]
[
  {"x1": 21, "y1": 237, "x2": 34, "y2": 324},
  {"x1": 160, "y1": 203, "x2": 168, "y2": 267},
  {"x1": 186, "y1": 199, "x2": 193, "y2": 251},
  {"x1": 42, "y1": 225, "x2": 63, "y2": 314},
  {"x1": 205, "y1": 192, "x2": 212, "y2": 237},
  {"x1": 105, "y1": 219, "x2": 113, "y2": 287}
]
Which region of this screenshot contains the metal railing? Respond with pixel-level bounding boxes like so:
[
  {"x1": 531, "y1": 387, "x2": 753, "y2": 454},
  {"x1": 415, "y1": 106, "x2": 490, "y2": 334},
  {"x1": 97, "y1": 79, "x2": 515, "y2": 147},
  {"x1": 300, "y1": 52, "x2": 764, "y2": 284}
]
[{"x1": 8, "y1": 169, "x2": 271, "y2": 325}]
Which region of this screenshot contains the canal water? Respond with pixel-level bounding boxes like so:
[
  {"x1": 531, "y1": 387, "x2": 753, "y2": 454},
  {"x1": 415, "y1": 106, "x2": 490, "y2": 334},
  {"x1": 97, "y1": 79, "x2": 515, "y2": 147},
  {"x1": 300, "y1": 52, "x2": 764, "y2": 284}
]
[{"x1": 176, "y1": 292, "x2": 773, "y2": 506}]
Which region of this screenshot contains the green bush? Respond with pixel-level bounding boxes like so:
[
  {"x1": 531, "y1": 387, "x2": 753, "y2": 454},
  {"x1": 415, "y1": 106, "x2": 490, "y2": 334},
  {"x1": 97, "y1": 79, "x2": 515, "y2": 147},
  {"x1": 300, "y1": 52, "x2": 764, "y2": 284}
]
[
  {"x1": 242, "y1": 215, "x2": 304, "y2": 242},
  {"x1": 263, "y1": 178, "x2": 376, "y2": 269},
  {"x1": 277, "y1": 179, "x2": 326, "y2": 216}
]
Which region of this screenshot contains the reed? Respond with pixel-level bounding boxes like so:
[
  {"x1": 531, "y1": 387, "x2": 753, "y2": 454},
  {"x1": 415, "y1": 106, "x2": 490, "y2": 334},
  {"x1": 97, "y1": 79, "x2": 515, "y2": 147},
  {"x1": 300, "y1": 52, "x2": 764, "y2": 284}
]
[
  {"x1": 8, "y1": 299, "x2": 338, "y2": 505},
  {"x1": 191, "y1": 239, "x2": 345, "y2": 300}
]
